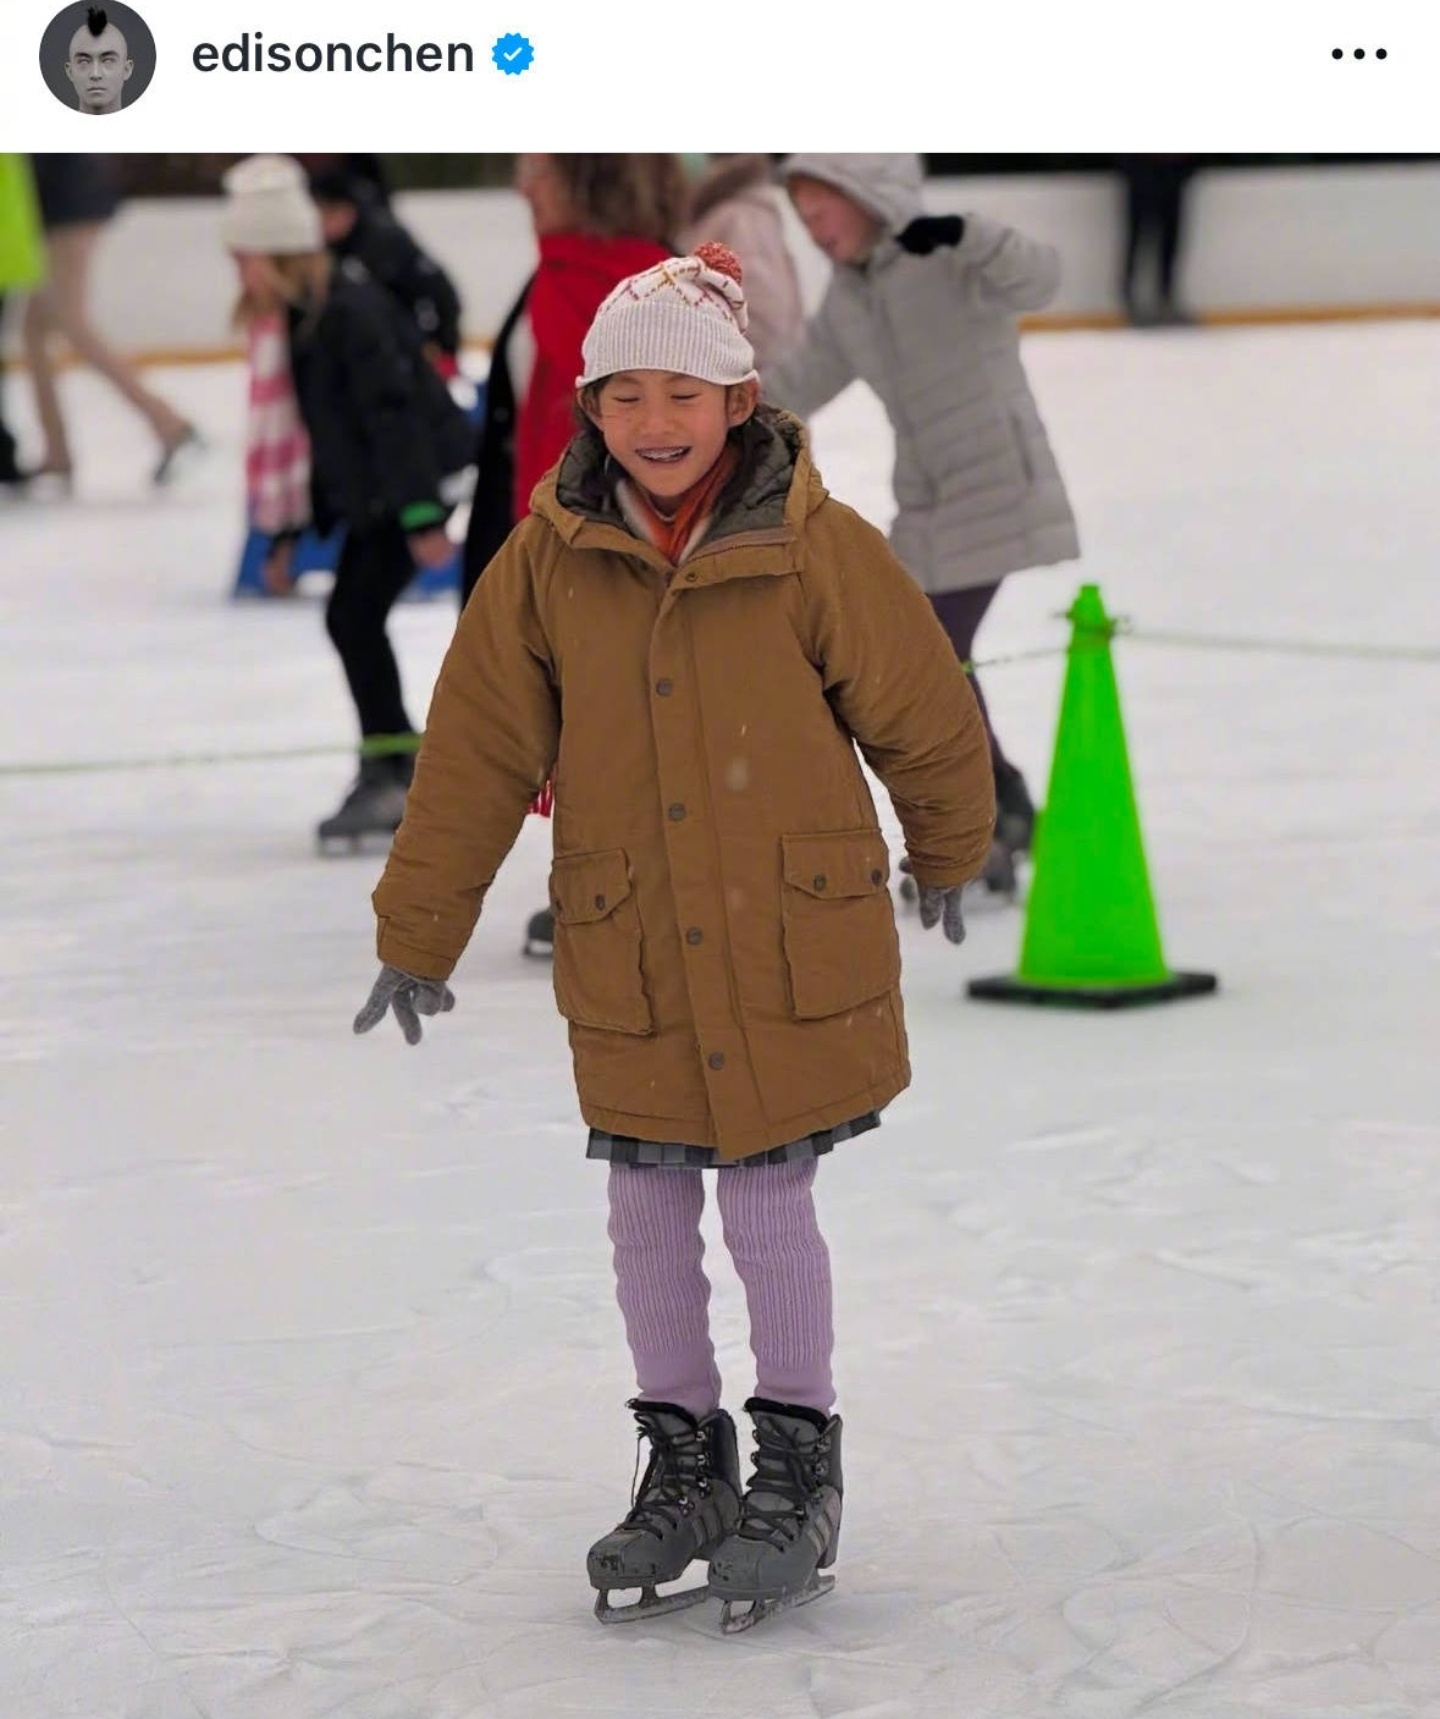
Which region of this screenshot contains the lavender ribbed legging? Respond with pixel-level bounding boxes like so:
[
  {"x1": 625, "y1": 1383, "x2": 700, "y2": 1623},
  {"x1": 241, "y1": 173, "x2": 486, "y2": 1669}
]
[{"x1": 606, "y1": 1160, "x2": 835, "y2": 1418}]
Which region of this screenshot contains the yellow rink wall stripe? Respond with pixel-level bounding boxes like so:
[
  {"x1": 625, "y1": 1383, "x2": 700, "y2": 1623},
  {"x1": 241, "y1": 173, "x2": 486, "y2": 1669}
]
[{"x1": 3, "y1": 302, "x2": 1440, "y2": 373}]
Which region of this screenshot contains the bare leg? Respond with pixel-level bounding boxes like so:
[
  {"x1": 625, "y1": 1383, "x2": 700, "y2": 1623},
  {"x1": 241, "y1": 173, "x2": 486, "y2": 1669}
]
[
  {"x1": 20, "y1": 282, "x2": 70, "y2": 474},
  {"x1": 44, "y1": 226, "x2": 192, "y2": 451}
]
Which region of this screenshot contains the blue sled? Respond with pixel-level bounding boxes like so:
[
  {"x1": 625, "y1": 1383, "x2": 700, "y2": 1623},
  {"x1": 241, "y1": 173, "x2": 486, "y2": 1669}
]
[
  {"x1": 232, "y1": 523, "x2": 461, "y2": 601},
  {"x1": 231, "y1": 378, "x2": 484, "y2": 602}
]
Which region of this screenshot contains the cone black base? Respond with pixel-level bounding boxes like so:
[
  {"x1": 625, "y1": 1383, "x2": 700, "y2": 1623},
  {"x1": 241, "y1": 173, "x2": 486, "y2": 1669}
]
[{"x1": 967, "y1": 970, "x2": 1218, "y2": 1010}]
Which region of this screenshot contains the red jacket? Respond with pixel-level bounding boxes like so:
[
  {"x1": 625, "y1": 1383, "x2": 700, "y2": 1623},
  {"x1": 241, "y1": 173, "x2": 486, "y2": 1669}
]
[{"x1": 513, "y1": 231, "x2": 671, "y2": 520}]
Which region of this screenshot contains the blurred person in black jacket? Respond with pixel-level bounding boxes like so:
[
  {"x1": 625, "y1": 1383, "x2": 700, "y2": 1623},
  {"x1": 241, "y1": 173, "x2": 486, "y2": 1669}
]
[
  {"x1": 223, "y1": 155, "x2": 474, "y2": 849},
  {"x1": 295, "y1": 154, "x2": 391, "y2": 204},
  {"x1": 308, "y1": 165, "x2": 463, "y2": 378}
]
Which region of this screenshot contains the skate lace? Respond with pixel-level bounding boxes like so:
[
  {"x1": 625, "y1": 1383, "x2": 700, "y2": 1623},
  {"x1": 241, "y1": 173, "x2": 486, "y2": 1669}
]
[
  {"x1": 621, "y1": 1421, "x2": 710, "y2": 1541},
  {"x1": 736, "y1": 1421, "x2": 828, "y2": 1547}
]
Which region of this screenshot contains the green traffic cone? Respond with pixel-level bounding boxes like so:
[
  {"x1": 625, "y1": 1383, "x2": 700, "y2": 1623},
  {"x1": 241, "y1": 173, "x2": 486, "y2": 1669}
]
[{"x1": 968, "y1": 584, "x2": 1217, "y2": 1009}]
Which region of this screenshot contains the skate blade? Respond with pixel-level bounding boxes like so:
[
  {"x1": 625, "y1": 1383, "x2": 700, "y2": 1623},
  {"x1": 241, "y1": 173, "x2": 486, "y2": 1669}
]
[
  {"x1": 593, "y1": 1579, "x2": 711, "y2": 1624},
  {"x1": 717, "y1": 1571, "x2": 834, "y2": 1635},
  {"x1": 316, "y1": 829, "x2": 399, "y2": 855},
  {"x1": 154, "y1": 430, "x2": 206, "y2": 487}
]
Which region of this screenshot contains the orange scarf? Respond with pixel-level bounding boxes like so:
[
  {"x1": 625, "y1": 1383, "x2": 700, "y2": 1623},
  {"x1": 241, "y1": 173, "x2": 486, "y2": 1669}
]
[
  {"x1": 530, "y1": 443, "x2": 740, "y2": 823},
  {"x1": 628, "y1": 443, "x2": 740, "y2": 565}
]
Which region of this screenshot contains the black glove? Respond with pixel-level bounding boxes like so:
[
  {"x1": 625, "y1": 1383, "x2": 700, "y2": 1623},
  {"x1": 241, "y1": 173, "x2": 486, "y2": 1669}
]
[
  {"x1": 896, "y1": 215, "x2": 966, "y2": 255},
  {"x1": 353, "y1": 964, "x2": 455, "y2": 1045},
  {"x1": 917, "y1": 884, "x2": 967, "y2": 946}
]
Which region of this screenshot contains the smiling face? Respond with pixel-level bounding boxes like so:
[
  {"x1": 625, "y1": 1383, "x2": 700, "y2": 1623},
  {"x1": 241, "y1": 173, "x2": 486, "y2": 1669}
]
[
  {"x1": 585, "y1": 372, "x2": 758, "y2": 507},
  {"x1": 786, "y1": 175, "x2": 883, "y2": 266},
  {"x1": 66, "y1": 21, "x2": 132, "y2": 113}
]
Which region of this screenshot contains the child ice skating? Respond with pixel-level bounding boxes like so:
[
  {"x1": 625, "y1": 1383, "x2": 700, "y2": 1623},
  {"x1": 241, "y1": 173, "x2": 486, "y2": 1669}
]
[
  {"x1": 354, "y1": 244, "x2": 996, "y2": 1630},
  {"x1": 307, "y1": 164, "x2": 464, "y2": 377},
  {"x1": 220, "y1": 156, "x2": 473, "y2": 849},
  {"x1": 768, "y1": 153, "x2": 1081, "y2": 896}
]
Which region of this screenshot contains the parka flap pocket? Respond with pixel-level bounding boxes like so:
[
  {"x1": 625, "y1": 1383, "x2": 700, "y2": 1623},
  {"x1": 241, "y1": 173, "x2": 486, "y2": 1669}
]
[
  {"x1": 548, "y1": 849, "x2": 652, "y2": 1036},
  {"x1": 781, "y1": 831, "x2": 891, "y2": 900},
  {"x1": 550, "y1": 849, "x2": 634, "y2": 926},
  {"x1": 779, "y1": 830, "x2": 900, "y2": 1020}
]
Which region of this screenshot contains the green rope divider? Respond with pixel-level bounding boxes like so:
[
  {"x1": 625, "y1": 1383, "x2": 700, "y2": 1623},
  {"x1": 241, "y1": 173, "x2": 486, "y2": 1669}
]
[
  {"x1": 2, "y1": 742, "x2": 354, "y2": 778},
  {"x1": 1116, "y1": 622, "x2": 1440, "y2": 664},
  {"x1": 958, "y1": 645, "x2": 1073, "y2": 671},
  {"x1": 3, "y1": 627, "x2": 1435, "y2": 780}
]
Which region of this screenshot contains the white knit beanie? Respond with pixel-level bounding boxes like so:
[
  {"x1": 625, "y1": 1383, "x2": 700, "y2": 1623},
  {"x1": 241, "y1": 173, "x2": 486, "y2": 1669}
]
[
  {"x1": 576, "y1": 242, "x2": 758, "y2": 389},
  {"x1": 220, "y1": 155, "x2": 324, "y2": 255}
]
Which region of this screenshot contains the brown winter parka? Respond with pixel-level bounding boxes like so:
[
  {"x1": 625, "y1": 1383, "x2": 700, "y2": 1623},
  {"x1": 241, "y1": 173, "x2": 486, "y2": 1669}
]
[{"x1": 372, "y1": 410, "x2": 996, "y2": 1161}]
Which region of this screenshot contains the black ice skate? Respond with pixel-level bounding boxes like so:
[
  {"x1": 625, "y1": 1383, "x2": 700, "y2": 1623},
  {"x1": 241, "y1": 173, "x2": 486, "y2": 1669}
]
[
  {"x1": 522, "y1": 906, "x2": 554, "y2": 959},
  {"x1": 979, "y1": 836, "x2": 1019, "y2": 899},
  {"x1": 587, "y1": 1400, "x2": 742, "y2": 1623},
  {"x1": 316, "y1": 754, "x2": 412, "y2": 852},
  {"x1": 980, "y1": 766, "x2": 1037, "y2": 902},
  {"x1": 707, "y1": 1398, "x2": 843, "y2": 1635},
  {"x1": 994, "y1": 764, "x2": 1036, "y2": 858}
]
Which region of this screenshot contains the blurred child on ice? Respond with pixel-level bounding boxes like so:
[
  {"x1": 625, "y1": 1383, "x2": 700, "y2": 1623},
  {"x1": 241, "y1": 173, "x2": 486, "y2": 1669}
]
[
  {"x1": 221, "y1": 155, "x2": 472, "y2": 848},
  {"x1": 768, "y1": 153, "x2": 1080, "y2": 893}
]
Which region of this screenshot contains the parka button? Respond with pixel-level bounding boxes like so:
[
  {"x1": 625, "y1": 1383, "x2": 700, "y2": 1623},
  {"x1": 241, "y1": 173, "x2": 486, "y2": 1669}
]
[
  {"x1": 871, "y1": 868, "x2": 883, "y2": 885},
  {"x1": 707, "y1": 1052, "x2": 725, "y2": 1070},
  {"x1": 684, "y1": 572, "x2": 699, "y2": 583},
  {"x1": 813, "y1": 874, "x2": 827, "y2": 891},
  {"x1": 686, "y1": 927, "x2": 703, "y2": 946},
  {"x1": 668, "y1": 803, "x2": 686, "y2": 822},
  {"x1": 655, "y1": 678, "x2": 673, "y2": 697},
  {"x1": 594, "y1": 893, "x2": 606, "y2": 910}
]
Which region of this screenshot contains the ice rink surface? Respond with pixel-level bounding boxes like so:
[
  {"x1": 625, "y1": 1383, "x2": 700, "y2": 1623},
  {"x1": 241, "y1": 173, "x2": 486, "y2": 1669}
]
[{"x1": 2, "y1": 322, "x2": 1439, "y2": 1718}]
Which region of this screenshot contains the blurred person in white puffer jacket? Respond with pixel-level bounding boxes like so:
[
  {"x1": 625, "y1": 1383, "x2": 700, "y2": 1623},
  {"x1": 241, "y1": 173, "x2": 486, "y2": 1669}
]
[{"x1": 768, "y1": 153, "x2": 1080, "y2": 890}]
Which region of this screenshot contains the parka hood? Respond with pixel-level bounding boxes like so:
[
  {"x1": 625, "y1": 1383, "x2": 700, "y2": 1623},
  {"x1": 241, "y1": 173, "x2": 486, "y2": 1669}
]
[{"x1": 779, "y1": 153, "x2": 925, "y2": 232}]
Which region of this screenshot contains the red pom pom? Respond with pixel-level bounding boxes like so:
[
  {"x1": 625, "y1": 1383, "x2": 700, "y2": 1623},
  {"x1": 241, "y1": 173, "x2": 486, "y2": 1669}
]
[{"x1": 693, "y1": 241, "x2": 743, "y2": 284}]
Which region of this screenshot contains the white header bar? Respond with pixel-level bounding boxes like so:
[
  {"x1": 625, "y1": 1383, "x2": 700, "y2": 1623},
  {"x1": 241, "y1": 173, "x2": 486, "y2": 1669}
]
[{"x1": 1, "y1": 0, "x2": 1433, "y2": 149}]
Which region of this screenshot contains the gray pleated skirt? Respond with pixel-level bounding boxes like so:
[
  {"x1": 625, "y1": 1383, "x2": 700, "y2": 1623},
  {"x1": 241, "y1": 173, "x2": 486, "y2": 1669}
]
[{"x1": 586, "y1": 1110, "x2": 881, "y2": 1169}]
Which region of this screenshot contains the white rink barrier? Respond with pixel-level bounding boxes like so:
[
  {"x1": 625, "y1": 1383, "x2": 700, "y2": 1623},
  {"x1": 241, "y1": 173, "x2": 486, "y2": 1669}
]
[{"x1": 5, "y1": 162, "x2": 1440, "y2": 363}]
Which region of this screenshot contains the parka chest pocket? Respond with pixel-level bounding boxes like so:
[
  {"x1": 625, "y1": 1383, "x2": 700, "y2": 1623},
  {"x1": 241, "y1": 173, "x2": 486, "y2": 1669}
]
[
  {"x1": 549, "y1": 849, "x2": 653, "y2": 1036},
  {"x1": 780, "y1": 830, "x2": 901, "y2": 1020}
]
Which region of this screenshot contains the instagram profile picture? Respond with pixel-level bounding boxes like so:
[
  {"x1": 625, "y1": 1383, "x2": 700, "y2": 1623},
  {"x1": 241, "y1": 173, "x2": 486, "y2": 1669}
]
[{"x1": 39, "y1": 1, "x2": 157, "y2": 114}]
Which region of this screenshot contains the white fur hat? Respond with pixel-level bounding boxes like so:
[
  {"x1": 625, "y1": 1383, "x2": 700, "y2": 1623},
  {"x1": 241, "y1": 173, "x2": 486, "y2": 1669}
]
[
  {"x1": 220, "y1": 154, "x2": 323, "y2": 255},
  {"x1": 577, "y1": 242, "x2": 758, "y2": 389}
]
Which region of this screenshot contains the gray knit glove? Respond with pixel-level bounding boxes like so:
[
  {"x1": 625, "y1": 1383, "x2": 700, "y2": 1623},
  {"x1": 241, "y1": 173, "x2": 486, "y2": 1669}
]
[
  {"x1": 917, "y1": 884, "x2": 967, "y2": 945},
  {"x1": 353, "y1": 964, "x2": 455, "y2": 1045}
]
